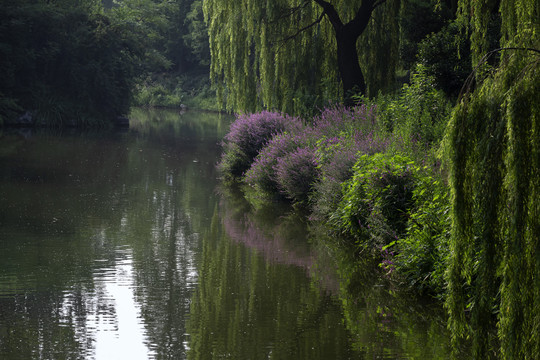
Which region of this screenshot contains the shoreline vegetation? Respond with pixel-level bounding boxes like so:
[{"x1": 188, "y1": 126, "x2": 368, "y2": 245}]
[
  {"x1": 217, "y1": 71, "x2": 453, "y2": 299},
  {"x1": 216, "y1": 49, "x2": 539, "y2": 360}
]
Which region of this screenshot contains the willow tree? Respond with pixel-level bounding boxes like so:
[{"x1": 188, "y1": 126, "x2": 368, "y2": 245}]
[
  {"x1": 445, "y1": 0, "x2": 539, "y2": 358},
  {"x1": 203, "y1": 0, "x2": 399, "y2": 113}
]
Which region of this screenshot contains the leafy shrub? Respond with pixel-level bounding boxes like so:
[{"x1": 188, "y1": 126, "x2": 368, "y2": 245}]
[
  {"x1": 396, "y1": 66, "x2": 452, "y2": 145},
  {"x1": 362, "y1": 67, "x2": 452, "y2": 155},
  {"x1": 311, "y1": 130, "x2": 390, "y2": 222},
  {"x1": 218, "y1": 111, "x2": 303, "y2": 178},
  {"x1": 327, "y1": 151, "x2": 451, "y2": 295},
  {"x1": 393, "y1": 172, "x2": 451, "y2": 295},
  {"x1": 330, "y1": 153, "x2": 417, "y2": 251},
  {"x1": 134, "y1": 82, "x2": 184, "y2": 108}
]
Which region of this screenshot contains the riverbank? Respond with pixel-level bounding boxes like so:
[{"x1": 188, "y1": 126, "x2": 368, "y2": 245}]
[{"x1": 217, "y1": 68, "x2": 453, "y2": 299}]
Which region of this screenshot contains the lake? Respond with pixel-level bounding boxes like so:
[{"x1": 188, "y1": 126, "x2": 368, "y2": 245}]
[{"x1": 0, "y1": 108, "x2": 459, "y2": 359}]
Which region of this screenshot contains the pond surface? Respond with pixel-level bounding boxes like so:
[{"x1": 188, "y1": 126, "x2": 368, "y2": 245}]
[{"x1": 0, "y1": 109, "x2": 457, "y2": 359}]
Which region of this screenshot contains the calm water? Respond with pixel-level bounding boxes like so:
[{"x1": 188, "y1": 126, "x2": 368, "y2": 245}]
[{"x1": 0, "y1": 109, "x2": 457, "y2": 359}]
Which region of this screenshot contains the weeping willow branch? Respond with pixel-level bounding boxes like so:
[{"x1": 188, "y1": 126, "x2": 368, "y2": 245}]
[
  {"x1": 280, "y1": 9, "x2": 326, "y2": 45},
  {"x1": 447, "y1": 40, "x2": 540, "y2": 359},
  {"x1": 270, "y1": 1, "x2": 311, "y2": 23},
  {"x1": 458, "y1": 47, "x2": 540, "y2": 102}
]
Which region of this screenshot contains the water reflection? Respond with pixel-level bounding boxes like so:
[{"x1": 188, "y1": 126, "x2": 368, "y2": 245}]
[
  {"x1": 203, "y1": 185, "x2": 461, "y2": 359},
  {"x1": 0, "y1": 109, "x2": 230, "y2": 359},
  {"x1": 187, "y1": 204, "x2": 355, "y2": 360},
  {"x1": 0, "y1": 108, "x2": 461, "y2": 359},
  {"x1": 88, "y1": 248, "x2": 152, "y2": 360}
]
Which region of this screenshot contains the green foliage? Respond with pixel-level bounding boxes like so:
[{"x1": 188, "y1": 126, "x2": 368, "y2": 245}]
[
  {"x1": 398, "y1": 0, "x2": 453, "y2": 70},
  {"x1": 445, "y1": 0, "x2": 539, "y2": 356},
  {"x1": 183, "y1": 0, "x2": 210, "y2": 66},
  {"x1": 134, "y1": 75, "x2": 185, "y2": 108},
  {"x1": 112, "y1": 0, "x2": 213, "y2": 109},
  {"x1": 394, "y1": 170, "x2": 450, "y2": 295},
  {"x1": 417, "y1": 21, "x2": 472, "y2": 97},
  {"x1": 456, "y1": 0, "x2": 501, "y2": 67},
  {"x1": 365, "y1": 66, "x2": 452, "y2": 146},
  {"x1": 330, "y1": 154, "x2": 417, "y2": 251},
  {"x1": 132, "y1": 70, "x2": 217, "y2": 110},
  {"x1": 0, "y1": 2, "x2": 142, "y2": 126},
  {"x1": 110, "y1": 0, "x2": 175, "y2": 72},
  {"x1": 320, "y1": 150, "x2": 452, "y2": 297}
]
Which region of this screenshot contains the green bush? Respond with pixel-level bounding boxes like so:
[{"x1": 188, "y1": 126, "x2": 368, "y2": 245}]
[
  {"x1": 330, "y1": 153, "x2": 417, "y2": 250},
  {"x1": 327, "y1": 152, "x2": 451, "y2": 295},
  {"x1": 374, "y1": 66, "x2": 452, "y2": 147},
  {"x1": 394, "y1": 169, "x2": 451, "y2": 296},
  {"x1": 399, "y1": 66, "x2": 452, "y2": 145}
]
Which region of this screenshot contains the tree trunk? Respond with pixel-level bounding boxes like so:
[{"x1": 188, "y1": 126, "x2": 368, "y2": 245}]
[
  {"x1": 336, "y1": 29, "x2": 366, "y2": 105},
  {"x1": 314, "y1": 0, "x2": 378, "y2": 105}
]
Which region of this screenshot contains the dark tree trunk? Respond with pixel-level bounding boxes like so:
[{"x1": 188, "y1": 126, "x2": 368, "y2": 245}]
[
  {"x1": 336, "y1": 29, "x2": 366, "y2": 105},
  {"x1": 313, "y1": 0, "x2": 380, "y2": 105}
]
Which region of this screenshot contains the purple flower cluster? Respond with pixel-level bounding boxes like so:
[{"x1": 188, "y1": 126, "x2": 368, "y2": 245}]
[
  {"x1": 222, "y1": 104, "x2": 397, "y2": 205},
  {"x1": 275, "y1": 147, "x2": 320, "y2": 202},
  {"x1": 312, "y1": 104, "x2": 378, "y2": 137},
  {"x1": 240, "y1": 104, "x2": 389, "y2": 204},
  {"x1": 245, "y1": 132, "x2": 308, "y2": 194},
  {"x1": 219, "y1": 111, "x2": 303, "y2": 177},
  {"x1": 225, "y1": 111, "x2": 302, "y2": 160}
]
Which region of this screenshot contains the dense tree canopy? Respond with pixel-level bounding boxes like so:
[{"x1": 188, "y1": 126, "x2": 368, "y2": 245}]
[
  {"x1": 445, "y1": 0, "x2": 539, "y2": 358},
  {"x1": 0, "y1": 0, "x2": 143, "y2": 126},
  {"x1": 0, "y1": 0, "x2": 211, "y2": 125},
  {"x1": 204, "y1": 0, "x2": 405, "y2": 113}
]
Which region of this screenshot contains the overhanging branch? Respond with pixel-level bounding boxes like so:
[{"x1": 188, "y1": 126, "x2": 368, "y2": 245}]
[
  {"x1": 312, "y1": 0, "x2": 343, "y2": 29},
  {"x1": 459, "y1": 47, "x2": 540, "y2": 102},
  {"x1": 373, "y1": 0, "x2": 387, "y2": 11},
  {"x1": 280, "y1": 9, "x2": 326, "y2": 44},
  {"x1": 269, "y1": 1, "x2": 311, "y2": 23}
]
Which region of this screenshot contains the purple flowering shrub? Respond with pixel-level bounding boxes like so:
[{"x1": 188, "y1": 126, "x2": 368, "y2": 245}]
[
  {"x1": 218, "y1": 111, "x2": 303, "y2": 178},
  {"x1": 310, "y1": 105, "x2": 389, "y2": 221},
  {"x1": 311, "y1": 136, "x2": 368, "y2": 222},
  {"x1": 309, "y1": 104, "x2": 378, "y2": 139},
  {"x1": 218, "y1": 101, "x2": 451, "y2": 295},
  {"x1": 242, "y1": 104, "x2": 386, "y2": 205},
  {"x1": 274, "y1": 147, "x2": 320, "y2": 203},
  {"x1": 244, "y1": 132, "x2": 309, "y2": 195}
]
